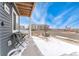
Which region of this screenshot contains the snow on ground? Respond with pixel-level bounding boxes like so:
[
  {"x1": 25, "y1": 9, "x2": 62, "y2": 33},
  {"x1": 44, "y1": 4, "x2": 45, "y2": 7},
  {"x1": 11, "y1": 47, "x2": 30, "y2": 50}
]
[{"x1": 32, "y1": 36, "x2": 79, "y2": 56}]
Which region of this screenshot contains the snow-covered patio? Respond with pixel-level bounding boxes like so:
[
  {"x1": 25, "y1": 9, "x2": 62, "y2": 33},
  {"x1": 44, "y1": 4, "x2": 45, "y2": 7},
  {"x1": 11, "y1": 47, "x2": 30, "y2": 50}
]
[
  {"x1": 8, "y1": 36, "x2": 79, "y2": 56},
  {"x1": 32, "y1": 36, "x2": 79, "y2": 56}
]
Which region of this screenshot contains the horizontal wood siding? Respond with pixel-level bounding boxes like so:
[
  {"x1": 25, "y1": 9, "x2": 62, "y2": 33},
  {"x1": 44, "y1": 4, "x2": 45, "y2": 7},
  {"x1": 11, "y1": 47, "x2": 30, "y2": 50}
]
[{"x1": 0, "y1": 2, "x2": 16, "y2": 56}]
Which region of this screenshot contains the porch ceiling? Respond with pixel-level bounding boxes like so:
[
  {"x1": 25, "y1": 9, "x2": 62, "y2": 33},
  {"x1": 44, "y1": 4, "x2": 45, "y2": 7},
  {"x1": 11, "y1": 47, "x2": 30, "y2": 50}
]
[{"x1": 15, "y1": 2, "x2": 34, "y2": 17}]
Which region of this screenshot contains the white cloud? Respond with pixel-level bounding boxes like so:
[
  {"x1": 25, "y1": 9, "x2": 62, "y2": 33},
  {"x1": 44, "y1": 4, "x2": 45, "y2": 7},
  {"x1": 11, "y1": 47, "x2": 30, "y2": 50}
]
[
  {"x1": 60, "y1": 14, "x2": 79, "y2": 29},
  {"x1": 39, "y1": 12, "x2": 47, "y2": 24},
  {"x1": 31, "y1": 2, "x2": 50, "y2": 25},
  {"x1": 52, "y1": 7, "x2": 75, "y2": 28},
  {"x1": 31, "y1": 15, "x2": 38, "y2": 24},
  {"x1": 60, "y1": 16, "x2": 74, "y2": 29},
  {"x1": 61, "y1": 16, "x2": 75, "y2": 28},
  {"x1": 54, "y1": 7, "x2": 74, "y2": 22}
]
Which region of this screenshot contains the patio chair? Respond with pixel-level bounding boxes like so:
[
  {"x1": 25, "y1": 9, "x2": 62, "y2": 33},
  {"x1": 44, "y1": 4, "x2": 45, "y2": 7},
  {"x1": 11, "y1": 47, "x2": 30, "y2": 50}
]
[{"x1": 11, "y1": 32, "x2": 26, "y2": 48}]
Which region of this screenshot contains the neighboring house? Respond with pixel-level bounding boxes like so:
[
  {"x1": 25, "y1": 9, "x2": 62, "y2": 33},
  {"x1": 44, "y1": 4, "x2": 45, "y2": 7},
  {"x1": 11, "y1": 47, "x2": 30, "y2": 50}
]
[
  {"x1": 31, "y1": 24, "x2": 49, "y2": 30},
  {"x1": 0, "y1": 2, "x2": 34, "y2": 56},
  {"x1": 31, "y1": 24, "x2": 38, "y2": 30},
  {"x1": 16, "y1": 24, "x2": 26, "y2": 30},
  {"x1": 37, "y1": 24, "x2": 49, "y2": 30},
  {"x1": 19, "y1": 25, "x2": 26, "y2": 30}
]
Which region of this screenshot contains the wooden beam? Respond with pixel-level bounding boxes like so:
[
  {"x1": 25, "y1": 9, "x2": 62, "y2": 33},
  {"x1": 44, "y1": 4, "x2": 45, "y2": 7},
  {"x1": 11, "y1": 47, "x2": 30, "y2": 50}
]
[
  {"x1": 21, "y1": 2, "x2": 34, "y2": 6},
  {"x1": 18, "y1": 9, "x2": 31, "y2": 13},
  {"x1": 15, "y1": 2, "x2": 34, "y2": 17},
  {"x1": 16, "y1": 3, "x2": 33, "y2": 7},
  {"x1": 20, "y1": 10, "x2": 31, "y2": 14},
  {"x1": 17, "y1": 5, "x2": 32, "y2": 11},
  {"x1": 29, "y1": 2, "x2": 35, "y2": 17},
  {"x1": 18, "y1": 9, "x2": 31, "y2": 16},
  {"x1": 20, "y1": 13, "x2": 30, "y2": 16},
  {"x1": 20, "y1": 12, "x2": 30, "y2": 15},
  {"x1": 24, "y1": 2, "x2": 34, "y2": 4}
]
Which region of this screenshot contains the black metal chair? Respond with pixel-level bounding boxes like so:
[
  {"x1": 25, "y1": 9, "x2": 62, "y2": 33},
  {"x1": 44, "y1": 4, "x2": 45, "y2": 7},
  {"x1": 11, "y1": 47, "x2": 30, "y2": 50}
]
[{"x1": 11, "y1": 32, "x2": 26, "y2": 48}]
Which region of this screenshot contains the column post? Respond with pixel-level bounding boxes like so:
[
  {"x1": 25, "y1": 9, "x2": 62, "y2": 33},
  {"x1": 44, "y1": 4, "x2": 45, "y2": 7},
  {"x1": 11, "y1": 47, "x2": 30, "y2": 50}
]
[
  {"x1": 18, "y1": 16, "x2": 20, "y2": 32},
  {"x1": 29, "y1": 17, "x2": 32, "y2": 38}
]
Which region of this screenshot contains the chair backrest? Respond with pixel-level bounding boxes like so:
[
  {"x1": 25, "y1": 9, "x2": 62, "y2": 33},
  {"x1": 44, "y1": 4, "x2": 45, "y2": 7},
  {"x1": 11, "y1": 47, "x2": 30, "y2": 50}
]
[
  {"x1": 11, "y1": 33, "x2": 18, "y2": 47},
  {"x1": 11, "y1": 32, "x2": 26, "y2": 47}
]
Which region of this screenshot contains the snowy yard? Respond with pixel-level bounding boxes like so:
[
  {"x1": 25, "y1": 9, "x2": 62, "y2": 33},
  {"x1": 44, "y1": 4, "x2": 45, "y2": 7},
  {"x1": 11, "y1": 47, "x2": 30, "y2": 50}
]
[{"x1": 32, "y1": 36, "x2": 79, "y2": 56}]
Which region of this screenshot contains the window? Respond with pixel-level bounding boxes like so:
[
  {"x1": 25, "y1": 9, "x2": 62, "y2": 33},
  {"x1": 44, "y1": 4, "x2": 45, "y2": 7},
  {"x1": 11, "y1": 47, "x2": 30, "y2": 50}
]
[
  {"x1": 12, "y1": 7, "x2": 18, "y2": 33},
  {"x1": 4, "y1": 3, "x2": 10, "y2": 14},
  {"x1": 13, "y1": 13, "x2": 16, "y2": 30}
]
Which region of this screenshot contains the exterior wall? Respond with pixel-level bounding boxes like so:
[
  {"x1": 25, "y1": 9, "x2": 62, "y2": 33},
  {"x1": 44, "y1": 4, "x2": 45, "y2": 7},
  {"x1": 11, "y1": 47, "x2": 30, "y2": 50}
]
[{"x1": 0, "y1": 2, "x2": 18, "y2": 56}]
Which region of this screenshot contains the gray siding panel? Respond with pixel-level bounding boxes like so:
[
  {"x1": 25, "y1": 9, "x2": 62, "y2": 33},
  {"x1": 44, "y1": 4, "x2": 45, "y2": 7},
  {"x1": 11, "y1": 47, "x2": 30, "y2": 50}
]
[{"x1": 0, "y1": 2, "x2": 15, "y2": 56}]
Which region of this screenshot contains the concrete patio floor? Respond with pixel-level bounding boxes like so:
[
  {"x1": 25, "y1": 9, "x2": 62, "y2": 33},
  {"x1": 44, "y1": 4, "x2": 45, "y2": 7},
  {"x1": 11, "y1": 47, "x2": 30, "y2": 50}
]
[{"x1": 21, "y1": 36, "x2": 43, "y2": 56}]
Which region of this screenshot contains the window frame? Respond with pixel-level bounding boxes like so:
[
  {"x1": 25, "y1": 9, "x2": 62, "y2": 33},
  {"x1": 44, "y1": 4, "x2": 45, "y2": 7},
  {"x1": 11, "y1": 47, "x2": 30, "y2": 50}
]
[
  {"x1": 4, "y1": 3, "x2": 10, "y2": 14},
  {"x1": 12, "y1": 7, "x2": 19, "y2": 33}
]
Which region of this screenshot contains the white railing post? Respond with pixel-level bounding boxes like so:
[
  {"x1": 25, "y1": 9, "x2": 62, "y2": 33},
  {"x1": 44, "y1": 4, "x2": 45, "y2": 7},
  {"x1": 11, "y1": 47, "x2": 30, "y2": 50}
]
[
  {"x1": 29, "y1": 17, "x2": 32, "y2": 38},
  {"x1": 18, "y1": 16, "x2": 20, "y2": 32}
]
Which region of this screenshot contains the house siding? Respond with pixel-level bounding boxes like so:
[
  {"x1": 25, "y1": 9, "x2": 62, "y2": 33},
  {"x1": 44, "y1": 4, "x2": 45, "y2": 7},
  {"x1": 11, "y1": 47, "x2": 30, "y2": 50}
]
[{"x1": 0, "y1": 2, "x2": 18, "y2": 56}]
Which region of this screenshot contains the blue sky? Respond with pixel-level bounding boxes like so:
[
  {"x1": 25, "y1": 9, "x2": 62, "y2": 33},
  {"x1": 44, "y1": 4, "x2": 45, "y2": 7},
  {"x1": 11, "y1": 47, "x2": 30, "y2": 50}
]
[{"x1": 20, "y1": 2, "x2": 79, "y2": 29}]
